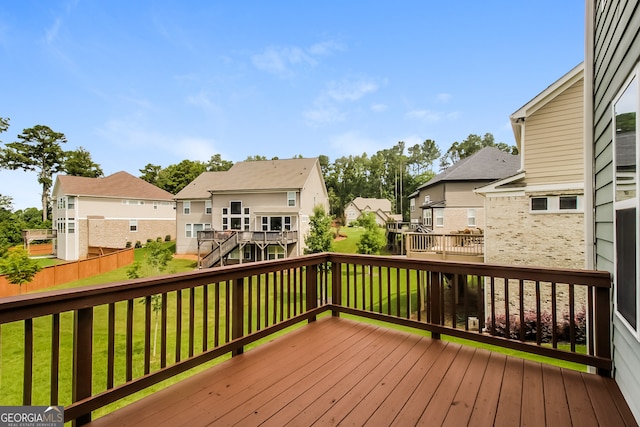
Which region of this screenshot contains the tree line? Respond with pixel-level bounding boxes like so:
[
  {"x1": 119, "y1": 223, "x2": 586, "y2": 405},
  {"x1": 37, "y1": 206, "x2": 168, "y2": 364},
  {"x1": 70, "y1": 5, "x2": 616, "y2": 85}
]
[{"x1": 0, "y1": 116, "x2": 517, "y2": 252}]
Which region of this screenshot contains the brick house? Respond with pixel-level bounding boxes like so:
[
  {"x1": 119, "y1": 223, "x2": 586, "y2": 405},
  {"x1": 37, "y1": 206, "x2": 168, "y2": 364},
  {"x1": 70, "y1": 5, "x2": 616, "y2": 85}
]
[
  {"x1": 52, "y1": 171, "x2": 176, "y2": 261},
  {"x1": 408, "y1": 147, "x2": 520, "y2": 233},
  {"x1": 173, "y1": 158, "x2": 329, "y2": 266},
  {"x1": 475, "y1": 63, "x2": 585, "y2": 269}
]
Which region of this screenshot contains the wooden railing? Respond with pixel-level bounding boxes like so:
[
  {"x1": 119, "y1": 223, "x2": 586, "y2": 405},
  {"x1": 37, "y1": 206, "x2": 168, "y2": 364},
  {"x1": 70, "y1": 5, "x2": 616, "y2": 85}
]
[
  {"x1": 0, "y1": 253, "x2": 611, "y2": 425},
  {"x1": 406, "y1": 232, "x2": 484, "y2": 257}
]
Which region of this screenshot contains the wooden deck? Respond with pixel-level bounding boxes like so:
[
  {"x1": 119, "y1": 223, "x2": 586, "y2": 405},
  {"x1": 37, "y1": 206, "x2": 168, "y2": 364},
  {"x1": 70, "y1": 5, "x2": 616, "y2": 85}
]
[{"x1": 86, "y1": 317, "x2": 636, "y2": 427}]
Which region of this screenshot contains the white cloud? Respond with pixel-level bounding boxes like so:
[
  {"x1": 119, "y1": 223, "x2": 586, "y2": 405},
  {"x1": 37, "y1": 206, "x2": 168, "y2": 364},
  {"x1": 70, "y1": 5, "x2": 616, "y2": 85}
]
[
  {"x1": 304, "y1": 77, "x2": 380, "y2": 127},
  {"x1": 251, "y1": 46, "x2": 316, "y2": 78},
  {"x1": 326, "y1": 79, "x2": 378, "y2": 102},
  {"x1": 371, "y1": 103, "x2": 388, "y2": 112},
  {"x1": 406, "y1": 109, "x2": 443, "y2": 122},
  {"x1": 44, "y1": 17, "x2": 62, "y2": 44},
  {"x1": 329, "y1": 131, "x2": 385, "y2": 156},
  {"x1": 251, "y1": 40, "x2": 345, "y2": 78},
  {"x1": 437, "y1": 93, "x2": 452, "y2": 103}
]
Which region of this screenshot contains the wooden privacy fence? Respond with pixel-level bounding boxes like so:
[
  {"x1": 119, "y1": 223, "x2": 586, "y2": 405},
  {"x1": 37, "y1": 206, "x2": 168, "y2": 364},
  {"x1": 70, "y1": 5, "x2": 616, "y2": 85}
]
[{"x1": 0, "y1": 248, "x2": 134, "y2": 298}]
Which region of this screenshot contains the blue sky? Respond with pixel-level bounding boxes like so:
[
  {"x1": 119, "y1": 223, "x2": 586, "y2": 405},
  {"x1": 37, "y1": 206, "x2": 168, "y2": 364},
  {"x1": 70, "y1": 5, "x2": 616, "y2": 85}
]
[{"x1": 0, "y1": 1, "x2": 585, "y2": 210}]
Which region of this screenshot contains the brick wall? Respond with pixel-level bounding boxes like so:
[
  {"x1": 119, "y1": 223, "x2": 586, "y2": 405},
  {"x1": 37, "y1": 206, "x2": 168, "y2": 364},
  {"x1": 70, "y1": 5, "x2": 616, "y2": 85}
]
[
  {"x1": 82, "y1": 219, "x2": 174, "y2": 250},
  {"x1": 484, "y1": 194, "x2": 586, "y2": 317}
]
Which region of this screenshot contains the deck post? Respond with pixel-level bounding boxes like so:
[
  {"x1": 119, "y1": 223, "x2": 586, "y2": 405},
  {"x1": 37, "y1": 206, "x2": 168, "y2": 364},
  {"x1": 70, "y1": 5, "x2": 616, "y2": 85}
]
[
  {"x1": 72, "y1": 307, "x2": 93, "y2": 426},
  {"x1": 232, "y1": 277, "x2": 245, "y2": 356},
  {"x1": 306, "y1": 263, "x2": 318, "y2": 322},
  {"x1": 331, "y1": 260, "x2": 342, "y2": 316},
  {"x1": 429, "y1": 271, "x2": 441, "y2": 339},
  {"x1": 594, "y1": 285, "x2": 612, "y2": 376}
]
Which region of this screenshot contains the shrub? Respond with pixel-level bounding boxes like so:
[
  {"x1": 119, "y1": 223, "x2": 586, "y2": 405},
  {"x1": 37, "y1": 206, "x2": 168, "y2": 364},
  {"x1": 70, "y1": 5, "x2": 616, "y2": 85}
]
[
  {"x1": 134, "y1": 241, "x2": 143, "y2": 248},
  {"x1": 125, "y1": 241, "x2": 132, "y2": 248},
  {"x1": 488, "y1": 308, "x2": 587, "y2": 344},
  {"x1": 156, "y1": 236, "x2": 162, "y2": 242},
  {"x1": 165, "y1": 235, "x2": 171, "y2": 242}
]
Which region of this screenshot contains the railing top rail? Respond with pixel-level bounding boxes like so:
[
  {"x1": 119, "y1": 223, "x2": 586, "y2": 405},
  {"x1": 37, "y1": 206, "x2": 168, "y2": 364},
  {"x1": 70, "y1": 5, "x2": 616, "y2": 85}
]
[{"x1": 0, "y1": 251, "x2": 611, "y2": 324}]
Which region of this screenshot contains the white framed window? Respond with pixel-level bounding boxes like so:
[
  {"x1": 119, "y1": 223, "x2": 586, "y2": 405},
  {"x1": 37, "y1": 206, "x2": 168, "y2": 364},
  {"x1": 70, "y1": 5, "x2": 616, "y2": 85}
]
[
  {"x1": 424, "y1": 195, "x2": 431, "y2": 203},
  {"x1": 68, "y1": 218, "x2": 75, "y2": 234},
  {"x1": 467, "y1": 209, "x2": 476, "y2": 227},
  {"x1": 267, "y1": 245, "x2": 285, "y2": 260},
  {"x1": 205, "y1": 200, "x2": 212, "y2": 214},
  {"x1": 423, "y1": 209, "x2": 432, "y2": 227},
  {"x1": 287, "y1": 191, "x2": 296, "y2": 207},
  {"x1": 530, "y1": 195, "x2": 582, "y2": 213},
  {"x1": 434, "y1": 208, "x2": 444, "y2": 227},
  {"x1": 185, "y1": 223, "x2": 211, "y2": 238},
  {"x1": 153, "y1": 201, "x2": 158, "y2": 210},
  {"x1": 223, "y1": 201, "x2": 249, "y2": 230},
  {"x1": 67, "y1": 197, "x2": 75, "y2": 209},
  {"x1": 410, "y1": 198, "x2": 415, "y2": 212},
  {"x1": 613, "y1": 72, "x2": 639, "y2": 337},
  {"x1": 57, "y1": 198, "x2": 66, "y2": 209},
  {"x1": 129, "y1": 220, "x2": 138, "y2": 232},
  {"x1": 183, "y1": 201, "x2": 191, "y2": 215}
]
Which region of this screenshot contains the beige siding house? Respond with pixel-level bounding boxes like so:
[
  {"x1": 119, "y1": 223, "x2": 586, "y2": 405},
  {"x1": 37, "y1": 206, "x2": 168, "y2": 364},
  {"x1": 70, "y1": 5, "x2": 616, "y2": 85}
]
[
  {"x1": 174, "y1": 158, "x2": 329, "y2": 266},
  {"x1": 52, "y1": 172, "x2": 176, "y2": 261},
  {"x1": 475, "y1": 63, "x2": 585, "y2": 269},
  {"x1": 408, "y1": 147, "x2": 520, "y2": 234},
  {"x1": 344, "y1": 197, "x2": 400, "y2": 226}
]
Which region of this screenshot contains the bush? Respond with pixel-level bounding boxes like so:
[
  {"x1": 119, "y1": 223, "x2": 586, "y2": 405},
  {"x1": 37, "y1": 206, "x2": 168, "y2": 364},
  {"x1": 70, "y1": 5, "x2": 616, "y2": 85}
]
[
  {"x1": 156, "y1": 236, "x2": 162, "y2": 242},
  {"x1": 165, "y1": 235, "x2": 171, "y2": 242},
  {"x1": 488, "y1": 308, "x2": 587, "y2": 344},
  {"x1": 125, "y1": 241, "x2": 132, "y2": 248},
  {"x1": 134, "y1": 241, "x2": 143, "y2": 248}
]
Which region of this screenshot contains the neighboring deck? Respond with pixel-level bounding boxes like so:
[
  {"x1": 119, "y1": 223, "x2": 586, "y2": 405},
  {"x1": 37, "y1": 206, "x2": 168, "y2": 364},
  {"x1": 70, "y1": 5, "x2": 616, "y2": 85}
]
[{"x1": 87, "y1": 317, "x2": 636, "y2": 427}]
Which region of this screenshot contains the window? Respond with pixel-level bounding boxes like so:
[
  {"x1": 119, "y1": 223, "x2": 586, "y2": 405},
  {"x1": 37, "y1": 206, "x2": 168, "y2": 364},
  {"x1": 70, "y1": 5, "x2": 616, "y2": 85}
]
[
  {"x1": 230, "y1": 201, "x2": 242, "y2": 215},
  {"x1": 434, "y1": 208, "x2": 444, "y2": 227},
  {"x1": 284, "y1": 216, "x2": 291, "y2": 231},
  {"x1": 186, "y1": 223, "x2": 211, "y2": 238},
  {"x1": 267, "y1": 246, "x2": 285, "y2": 260},
  {"x1": 68, "y1": 219, "x2": 75, "y2": 234},
  {"x1": 424, "y1": 209, "x2": 432, "y2": 227},
  {"x1": 222, "y1": 218, "x2": 228, "y2": 230},
  {"x1": 183, "y1": 201, "x2": 191, "y2": 215},
  {"x1": 613, "y1": 74, "x2": 639, "y2": 334},
  {"x1": 205, "y1": 200, "x2": 212, "y2": 214},
  {"x1": 467, "y1": 209, "x2": 476, "y2": 227},
  {"x1": 129, "y1": 220, "x2": 138, "y2": 232},
  {"x1": 424, "y1": 195, "x2": 431, "y2": 203},
  {"x1": 57, "y1": 198, "x2": 66, "y2": 209},
  {"x1": 244, "y1": 217, "x2": 250, "y2": 231},
  {"x1": 153, "y1": 201, "x2": 158, "y2": 210},
  {"x1": 262, "y1": 217, "x2": 268, "y2": 231},
  {"x1": 559, "y1": 196, "x2": 578, "y2": 210},
  {"x1": 230, "y1": 218, "x2": 242, "y2": 229},
  {"x1": 68, "y1": 197, "x2": 75, "y2": 209},
  {"x1": 410, "y1": 199, "x2": 415, "y2": 212},
  {"x1": 223, "y1": 202, "x2": 249, "y2": 230},
  {"x1": 287, "y1": 191, "x2": 296, "y2": 207},
  {"x1": 531, "y1": 197, "x2": 548, "y2": 211}
]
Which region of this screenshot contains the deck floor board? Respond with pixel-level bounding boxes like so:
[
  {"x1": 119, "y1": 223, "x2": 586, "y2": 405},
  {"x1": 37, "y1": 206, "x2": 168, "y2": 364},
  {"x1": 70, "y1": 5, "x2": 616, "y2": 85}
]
[{"x1": 85, "y1": 317, "x2": 637, "y2": 427}]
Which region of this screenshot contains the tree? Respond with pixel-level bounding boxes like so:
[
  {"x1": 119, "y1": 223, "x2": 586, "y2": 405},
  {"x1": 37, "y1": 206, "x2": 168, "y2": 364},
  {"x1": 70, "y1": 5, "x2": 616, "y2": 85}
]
[
  {"x1": 0, "y1": 247, "x2": 41, "y2": 293},
  {"x1": 0, "y1": 117, "x2": 8, "y2": 135},
  {"x1": 127, "y1": 240, "x2": 173, "y2": 356},
  {"x1": 439, "y1": 133, "x2": 517, "y2": 170},
  {"x1": 206, "y1": 154, "x2": 233, "y2": 171},
  {"x1": 156, "y1": 160, "x2": 207, "y2": 194},
  {"x1": 304, "y1": 205, "x2": 333, "y2": 254},
  {"x1": 0, "y1": 125, "x2": 67, "y2": 221},
  {"x1": 63, "y1": 146, "x2": 104, "y2": 177},
  {"x1": 139, "y1": 163, "x2": 163, "y2": 185},
  {"x1": 245, "y1": 155, "x2": 268, "y2": 161},
  {"x1": 356, "y1": 212, "x2": 385, "y2": 255}
]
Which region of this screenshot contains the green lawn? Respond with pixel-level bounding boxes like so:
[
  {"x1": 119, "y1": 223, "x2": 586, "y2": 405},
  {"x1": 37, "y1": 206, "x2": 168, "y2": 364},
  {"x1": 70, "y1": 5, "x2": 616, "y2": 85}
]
[{"x1": 333, "y1": 226, "x2": 391, "y2": 255}]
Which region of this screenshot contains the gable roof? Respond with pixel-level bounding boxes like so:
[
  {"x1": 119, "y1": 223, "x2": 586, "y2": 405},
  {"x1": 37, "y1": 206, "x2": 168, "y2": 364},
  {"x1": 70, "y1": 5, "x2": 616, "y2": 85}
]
[
  {"x1": 510, "y1": 63, "x2": 584, "y2": 148},
  {"x1": 55, "y1": 171, "x2": 174, "y2": 200},
  {"x1": 417, "y1": 147, "x2": 520, "y2": 190},
  {"x1": 347, "y1": 197, "x2": 392, "y2": 213},
  {"x1": 174, "y1": 158, "x2": 322, "y2": 199}
]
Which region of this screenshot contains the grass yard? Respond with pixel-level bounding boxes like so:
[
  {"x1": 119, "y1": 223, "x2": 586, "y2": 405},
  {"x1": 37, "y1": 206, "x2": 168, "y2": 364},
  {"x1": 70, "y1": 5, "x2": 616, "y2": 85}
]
[{"x1": 332, "y1": 225, "x2": 392, "y2": 255}]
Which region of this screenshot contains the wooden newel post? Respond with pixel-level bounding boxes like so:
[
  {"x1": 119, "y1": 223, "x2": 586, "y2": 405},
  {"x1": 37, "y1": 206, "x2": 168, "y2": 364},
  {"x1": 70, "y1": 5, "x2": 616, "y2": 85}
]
[
  {"x1": 594, "y1": 285, "x2": 612, "y2": 376},
  {"x1": 306, "y1": 264, "x2": 318, "y2": 322},
  {"x1": 429, "y1": 272, "x2": 441, "y2": 340},
  {"x1": 232, "y1": 277, "x2": 245, "y2": 356},
  {"x1": 331, "y1": 261, "x2": 342, "y2": 317},
  {"x1": 72, "y1": 307, "x2": 93, "y2": 426}
]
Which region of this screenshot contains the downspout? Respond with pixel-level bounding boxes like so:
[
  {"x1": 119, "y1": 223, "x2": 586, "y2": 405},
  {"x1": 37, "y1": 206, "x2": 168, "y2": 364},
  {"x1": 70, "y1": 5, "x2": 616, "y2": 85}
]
[{"x1": 585, "y1": 0, "x2": 595, "y2": 270}]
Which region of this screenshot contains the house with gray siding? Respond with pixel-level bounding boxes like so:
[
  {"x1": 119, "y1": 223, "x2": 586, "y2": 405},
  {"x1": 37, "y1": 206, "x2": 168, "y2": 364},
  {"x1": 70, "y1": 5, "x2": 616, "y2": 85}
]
[
  {"x1": 587, "y1": 0, "x2": 640, "y2": 421},
  {"x1": 408, "y1": 147, "x2": 520, "y2": 233}
]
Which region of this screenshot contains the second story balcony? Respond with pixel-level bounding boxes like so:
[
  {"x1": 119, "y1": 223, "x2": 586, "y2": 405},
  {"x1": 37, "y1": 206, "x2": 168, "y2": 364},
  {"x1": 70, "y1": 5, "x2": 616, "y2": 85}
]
[{"x1": 0, "y1": 253, "x2": 635, "y2": 426}]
